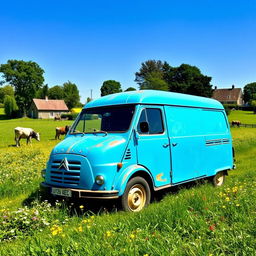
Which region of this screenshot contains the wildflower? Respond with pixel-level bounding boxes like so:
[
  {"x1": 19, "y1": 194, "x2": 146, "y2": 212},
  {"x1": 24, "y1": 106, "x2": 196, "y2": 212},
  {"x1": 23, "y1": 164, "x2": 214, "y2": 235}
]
[
  {"x1": 105, "y1": 231, "x2": 112, "y2": 237},
  {"x1": 79, "y1": 205, "x2": 84, "y2": 209},
  {"x1": 82, "y1": 219, "x2": 88, "y2": 224},
  {"x1": 225, "y1": 197, "x2": 230, "y2": 202},
  {"x1": 78, "y1": 226, "x2": 83, "y2": 232},
  {"x1": 236, "y1": 204, "x2": 240, "y2": 207},
  {"x1": 144, "y1": 254, "x2": 149, "y2": 256},
  {"x1": 209, "y1": 224, "x2": 216, "y2": 232},
  {"x1": 130, "y1": 234, "x2": 135, "y2": 239},
  {"x1": 222, "y1": 205, "x2": 226, "y2": 208}
]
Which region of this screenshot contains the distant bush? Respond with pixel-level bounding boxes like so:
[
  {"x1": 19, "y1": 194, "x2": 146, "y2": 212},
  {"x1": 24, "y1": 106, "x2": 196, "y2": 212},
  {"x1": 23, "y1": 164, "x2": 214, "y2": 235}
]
[
  {"x1": 4, "y1": 95, "x2": 19, "y2": 118},
  {"x1": 61, "y1": 113, "x2": 79, "y2": 120},
  {"x1": 223, "y1": 104, "x2": 231, "y2": 116},
  {"x1": 0, "y1": 103, "x2": 4, "y2": 108}
]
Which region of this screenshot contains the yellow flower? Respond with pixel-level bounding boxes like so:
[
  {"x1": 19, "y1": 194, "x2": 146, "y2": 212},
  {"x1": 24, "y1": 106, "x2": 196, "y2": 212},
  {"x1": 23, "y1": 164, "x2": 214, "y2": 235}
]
[
  {"x1": 236, "y1": 204, "x2": 240, "y2": 207},
  {"x1": 225, "y1": 197, "x2": 230, "y2": 202},
  {"x1": 106, "y1": 231, "x2": 112, "y2": 237},
  {"x1": 82, "y1": 219, "x2": 88, "y2": 224},
  {"x1": 144, "y1": 254, "x2": 149, "y2": 256},
  {"x1": 87, "y1": 225, "x2": 91, "y2": 229},
  {"x1": 130, "y1": 234, "x2": 135, "y2": 239},
  {"x1": 79, "y1": 205, "x2": 84, "y2": 209},
  {"x1": 222, "y1": 205, "x2": 226, "y2": 209},
  {"x1": 78, "y1": 226, "x2": 83, "y2": 232}
]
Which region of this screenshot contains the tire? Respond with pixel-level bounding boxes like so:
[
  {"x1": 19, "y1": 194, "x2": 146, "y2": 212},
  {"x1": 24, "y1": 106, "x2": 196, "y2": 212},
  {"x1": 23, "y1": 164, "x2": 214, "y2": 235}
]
[
  {"x1": 212, "y1": 171, "x2": 225, "y2": 187},
  {"x1": 121, "y1": 177, "x2": 151, "y2": 212}
]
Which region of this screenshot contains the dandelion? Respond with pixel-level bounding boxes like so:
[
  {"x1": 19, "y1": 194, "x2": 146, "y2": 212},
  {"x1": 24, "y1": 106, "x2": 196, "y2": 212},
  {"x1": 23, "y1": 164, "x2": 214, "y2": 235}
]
[
  {"x1": 225, "y1": 197, "x2": 230, "y2": 202},
  {"x1": 130, "y1": 234, "x2": 135, "y2": 239},
  {"x1": 105, "y1": 231, "x2": 112, "y2": 237},
  {"x1": 78, "y1": 226, "x2": 83, "y2": 232},
  {"x1": 79, "y1": 205, "x2": 84, "y2": 209}
]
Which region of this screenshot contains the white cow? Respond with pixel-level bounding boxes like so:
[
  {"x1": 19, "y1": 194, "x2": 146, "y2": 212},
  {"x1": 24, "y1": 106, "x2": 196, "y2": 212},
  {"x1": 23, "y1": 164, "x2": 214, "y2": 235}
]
[{"x1": 14, "y1": 127, "x2": 40, "y2": 147}]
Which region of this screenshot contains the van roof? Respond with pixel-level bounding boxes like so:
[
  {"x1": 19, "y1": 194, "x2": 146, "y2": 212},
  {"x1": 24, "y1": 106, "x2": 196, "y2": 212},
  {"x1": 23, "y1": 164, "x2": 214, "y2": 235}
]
[{"x1": 85, "y1": 90, "x2": 223, "y2": 110}]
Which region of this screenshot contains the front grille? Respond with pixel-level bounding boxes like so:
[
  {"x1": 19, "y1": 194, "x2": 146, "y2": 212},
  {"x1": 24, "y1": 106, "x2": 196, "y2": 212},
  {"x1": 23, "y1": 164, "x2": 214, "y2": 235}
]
[
  {"x1": 124, "y1": 149, "x2": 131, "y2": 160},
  {"x1": 50, "y1": 160, "x2": 81, "y2": 185}
]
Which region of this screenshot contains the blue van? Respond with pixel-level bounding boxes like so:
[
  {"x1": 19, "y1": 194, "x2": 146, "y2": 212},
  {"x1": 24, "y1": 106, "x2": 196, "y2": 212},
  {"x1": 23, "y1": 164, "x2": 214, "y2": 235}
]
[{"x1": 41, "y1": 90, "x2": 234, "y2": 212}]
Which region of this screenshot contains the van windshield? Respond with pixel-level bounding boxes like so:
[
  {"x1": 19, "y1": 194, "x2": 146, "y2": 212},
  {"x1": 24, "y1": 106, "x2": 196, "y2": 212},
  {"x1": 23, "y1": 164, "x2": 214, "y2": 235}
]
[{"x1": 71, "y1": 105, "x2": 135, "y2": 134}]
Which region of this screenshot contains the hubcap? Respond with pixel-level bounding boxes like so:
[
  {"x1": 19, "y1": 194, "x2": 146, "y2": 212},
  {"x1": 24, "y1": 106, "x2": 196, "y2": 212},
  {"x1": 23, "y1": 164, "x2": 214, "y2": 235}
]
[
  {"x1": 127, "y1": 184, "x2": 146, "y2": 212},
  {"x1": 215, "y1": 173, "x2": 224, "y2": 186}
]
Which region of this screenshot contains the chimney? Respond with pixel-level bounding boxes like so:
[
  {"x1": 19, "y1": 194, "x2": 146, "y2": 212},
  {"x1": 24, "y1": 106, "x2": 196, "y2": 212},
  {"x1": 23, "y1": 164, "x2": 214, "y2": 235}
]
[
  {"x1": 232, "y1": 85, "x2": 235, "y2": 89},
  {"x1": 45, "y1": 96, "x2": 48, "y2": 101}
]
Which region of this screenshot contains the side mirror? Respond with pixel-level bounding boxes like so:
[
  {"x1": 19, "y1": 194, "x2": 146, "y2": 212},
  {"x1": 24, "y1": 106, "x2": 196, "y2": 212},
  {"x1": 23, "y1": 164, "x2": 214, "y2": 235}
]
[{"x1": 140, "y1": 122, "x2": 149, "y2": 133}]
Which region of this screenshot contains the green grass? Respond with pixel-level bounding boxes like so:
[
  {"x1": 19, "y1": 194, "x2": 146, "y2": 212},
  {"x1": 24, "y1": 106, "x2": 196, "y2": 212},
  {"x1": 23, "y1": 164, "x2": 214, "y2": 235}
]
[
  {"x1": 0, "y1": 116, "x2": 256, "y2": 255},
  {"x1": 228, "y1": 110, "x2": 256, "y2": 124}
]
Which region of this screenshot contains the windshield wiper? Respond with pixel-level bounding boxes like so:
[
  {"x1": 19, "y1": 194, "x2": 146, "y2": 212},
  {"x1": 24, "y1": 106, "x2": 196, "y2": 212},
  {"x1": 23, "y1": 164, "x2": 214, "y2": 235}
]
[{"x1": 92, "y1": 130, "x2": 108, "y2": 136}]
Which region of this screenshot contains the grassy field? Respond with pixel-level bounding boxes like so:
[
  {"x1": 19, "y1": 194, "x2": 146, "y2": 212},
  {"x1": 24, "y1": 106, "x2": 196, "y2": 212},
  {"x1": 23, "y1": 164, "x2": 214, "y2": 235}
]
[
  {"x1": 0, "y1": 111, "x2": 255, "y2": 255},
  {"x1": 229, "y1": 110, "x2": 256, "y2": 124}
]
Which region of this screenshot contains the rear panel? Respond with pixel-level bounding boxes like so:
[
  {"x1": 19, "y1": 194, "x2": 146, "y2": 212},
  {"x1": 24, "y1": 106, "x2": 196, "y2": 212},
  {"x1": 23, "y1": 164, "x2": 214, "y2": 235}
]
[{"x1": 165, "y1": 106, "x2": 233, "y2": 184}]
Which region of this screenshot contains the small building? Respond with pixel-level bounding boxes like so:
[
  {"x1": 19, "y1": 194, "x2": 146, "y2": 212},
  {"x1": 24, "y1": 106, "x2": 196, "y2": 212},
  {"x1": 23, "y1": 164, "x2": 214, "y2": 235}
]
[
  {"x1": 29, "y1": 97, "x2": 69, "y2": 119},
  {"x1": 212, "y1": 85, "x2": 243, "y2": 106}
]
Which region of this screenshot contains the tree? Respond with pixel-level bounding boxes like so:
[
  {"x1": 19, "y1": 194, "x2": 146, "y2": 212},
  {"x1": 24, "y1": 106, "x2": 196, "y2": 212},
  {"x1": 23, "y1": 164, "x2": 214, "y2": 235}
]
[
  {"x1": 48, "y1": 85, "x2": 64, "y2": 100},
  {"x1": 0, "y1": 60, "x2": 44, "y2": 116},
  {"x1": 0, "y1": 85, "x2": 14, "y2": 103},
  {"x1": 125, "y1": 87, "x2": 136, "y2": 92},
  {"x1": 100, "y1": 80, "x2": 122, "y2": 96},
  {"x1": 135, "y1": 60, "x2": 167, "y2": 87},
  {"x1": 63, "y1": 81, "x2": 80, "y2": 109},
  {"x1": 140, "y1": 72, "x2": 169, "y2": 91},
  {"x1": 4, "y1": 95, "x2": 18, "y2": 118},
  {"x1": 35, "y1": 84, "x2": 49, "y2": 99},
  {"x1": 243, "y1": 82, "x2": 256, "y2": 104},
  {"x1": 168, "y1": 64, "x2": 213, "y2": 97}
]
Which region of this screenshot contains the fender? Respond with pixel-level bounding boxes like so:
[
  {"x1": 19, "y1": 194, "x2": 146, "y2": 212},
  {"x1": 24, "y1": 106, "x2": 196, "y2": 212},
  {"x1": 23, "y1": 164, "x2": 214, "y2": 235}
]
[{"x1": 114, "y1": 164, "x2": 155, "y2": 196}]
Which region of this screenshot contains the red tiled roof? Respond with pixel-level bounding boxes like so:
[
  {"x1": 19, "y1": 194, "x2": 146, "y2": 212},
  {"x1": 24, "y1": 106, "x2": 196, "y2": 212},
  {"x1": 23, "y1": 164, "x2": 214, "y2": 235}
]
[
  {"x1": 33, "y1": 98, "x2": 69, "y2": 111},
  {"x1": 212, "y1": 88, "x2": 242, "y2": 102}
]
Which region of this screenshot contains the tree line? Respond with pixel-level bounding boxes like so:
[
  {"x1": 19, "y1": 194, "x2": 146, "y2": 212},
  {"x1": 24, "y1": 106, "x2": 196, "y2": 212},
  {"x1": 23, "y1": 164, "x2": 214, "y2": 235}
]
[
  {"x1": 100, "y1": 60, "x2": 213, "y2": 97},
  {"x1": 0, "y1": 60, "x2": 80, "y2": 118},
  {"x1": 1, "y1": 59, "x2": 255, "y2": 118}
]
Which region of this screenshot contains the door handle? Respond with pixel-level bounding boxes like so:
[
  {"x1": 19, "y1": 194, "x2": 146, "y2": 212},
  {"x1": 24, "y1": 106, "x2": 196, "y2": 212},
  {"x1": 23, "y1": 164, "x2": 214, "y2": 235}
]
[
  {"x1": 172, "y1": 143, "x2": 178, "y2": 147},
  {"x1": 163, "y1": 143, "x2": 170, "y2": 148}
]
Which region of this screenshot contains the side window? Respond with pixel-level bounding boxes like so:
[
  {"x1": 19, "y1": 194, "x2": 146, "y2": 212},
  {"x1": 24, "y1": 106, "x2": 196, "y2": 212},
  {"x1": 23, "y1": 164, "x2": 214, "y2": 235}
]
[{"x1": 137, "y1": 108, "x2": 164, "y2": 134}]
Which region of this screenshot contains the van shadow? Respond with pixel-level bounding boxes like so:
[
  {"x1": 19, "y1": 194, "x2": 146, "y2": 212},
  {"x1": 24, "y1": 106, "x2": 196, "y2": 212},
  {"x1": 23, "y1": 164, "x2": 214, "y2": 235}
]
[
  {"x1": 23, "y1": 179, "x2": 210, "y2": 215},
  {"x1": 23, "y1": 188, "x2": 119, "y2": 216}
]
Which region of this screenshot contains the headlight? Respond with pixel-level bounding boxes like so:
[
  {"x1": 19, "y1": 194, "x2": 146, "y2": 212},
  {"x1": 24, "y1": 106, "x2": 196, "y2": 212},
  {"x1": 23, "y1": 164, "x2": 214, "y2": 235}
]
[
  {"x1": 95, "y1": 175, "x2": 104, "y2": 185},
  {"x1": 41, "y1": 169, "x2": 46, "y2": 178}
]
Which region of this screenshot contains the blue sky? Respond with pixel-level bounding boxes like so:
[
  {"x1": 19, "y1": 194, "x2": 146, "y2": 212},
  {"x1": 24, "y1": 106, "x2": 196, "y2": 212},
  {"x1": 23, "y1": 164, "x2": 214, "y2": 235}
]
[{"x1": 0, "y1": 0, "x2": 255, "y2": 102}]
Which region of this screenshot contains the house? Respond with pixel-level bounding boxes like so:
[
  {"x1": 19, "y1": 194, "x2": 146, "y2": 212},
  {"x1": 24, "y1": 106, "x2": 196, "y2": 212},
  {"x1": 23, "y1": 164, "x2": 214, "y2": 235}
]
[
  {"x1": 29, "y1": 97, "x2": 69, "y2": 119},
  {"x1": 212, "y1": 85, "x2": 243, "y2": 106}
]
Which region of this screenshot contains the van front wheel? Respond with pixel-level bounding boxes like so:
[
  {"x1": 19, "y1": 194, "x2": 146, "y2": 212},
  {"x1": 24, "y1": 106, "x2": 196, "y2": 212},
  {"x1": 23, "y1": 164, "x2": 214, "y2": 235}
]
[
  {"x1": 121, "y1": 177, "x2": 151, "y2": 212},
  {"x1": 212, "y1": 171, "x2": 225, "y2": 187}
]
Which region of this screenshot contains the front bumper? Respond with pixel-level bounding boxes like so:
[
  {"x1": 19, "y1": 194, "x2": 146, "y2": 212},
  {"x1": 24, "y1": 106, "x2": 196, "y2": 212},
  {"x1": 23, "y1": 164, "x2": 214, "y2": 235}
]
[{"x1": 40, "y1": 182, "x2": 119, "y2": 199}]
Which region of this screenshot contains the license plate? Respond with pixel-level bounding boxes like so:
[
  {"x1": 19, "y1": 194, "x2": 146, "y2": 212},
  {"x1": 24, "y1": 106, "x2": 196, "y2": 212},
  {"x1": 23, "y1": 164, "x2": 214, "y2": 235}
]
[{"x1": 52, "y1": 187, "x2": 72, "y2": 197}]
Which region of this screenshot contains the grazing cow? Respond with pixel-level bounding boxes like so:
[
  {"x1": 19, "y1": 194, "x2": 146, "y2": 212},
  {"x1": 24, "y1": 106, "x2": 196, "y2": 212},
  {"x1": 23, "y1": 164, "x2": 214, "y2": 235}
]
[
  {"x1": 231, "y1": 120, "x2": 241, "y2": 127},
  {"x1": 55, "y1": 125, "x2": 70, "y2": 140},
  {"x1": 14, "y1": 127, "x2": 40, "y2": 147}
]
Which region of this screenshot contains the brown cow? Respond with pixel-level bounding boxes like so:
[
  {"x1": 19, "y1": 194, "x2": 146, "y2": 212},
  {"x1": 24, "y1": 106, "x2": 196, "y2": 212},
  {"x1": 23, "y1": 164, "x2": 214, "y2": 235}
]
[
  {"x1": 55, "y1": 125, "x2": 70, "y2": 140},
  {"x1": 231, "y1": 120, "x2": 241, "y2": 127}
]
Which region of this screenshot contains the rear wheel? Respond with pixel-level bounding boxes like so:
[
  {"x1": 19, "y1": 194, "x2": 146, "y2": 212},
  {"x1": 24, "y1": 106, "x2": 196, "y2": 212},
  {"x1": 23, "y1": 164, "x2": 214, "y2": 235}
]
[
  {"x1": 121, "y1": 177, "x2": 151, "y2": 212},
  {"x1": 212, "y1": 171, "x2": 225, "y2": 187}
]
